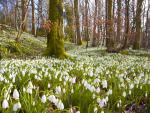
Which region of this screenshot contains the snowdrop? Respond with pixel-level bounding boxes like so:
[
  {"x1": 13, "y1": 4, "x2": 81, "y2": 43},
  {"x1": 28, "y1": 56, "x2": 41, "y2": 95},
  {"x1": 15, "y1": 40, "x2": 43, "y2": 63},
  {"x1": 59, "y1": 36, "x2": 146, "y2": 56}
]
[
  {"x1": 129, "y1": 83, "x2": 134, "y2": 89},
  {"x1": 48, "y1": 83, "x2": 51, "y2": 88},
  {"x1": 98, "y1": 99, "x2": 106, "y2": 108},
  {"x1": 123, "y1": 91, "x2": 126, "y2": 97},
  {"x1": 107, "y1": 89, "x2": 112, "y2": 95},
  {"x1": 41, "y1": 95, "x2": 47, "y2": 103},
  {"x1": 48, "y1": 95, "x2": 56, "y2": 103},
  {"x1": 13, "y1": 102, "x2": 21, "y2": 111},
  {"x1": 13, "y1": 89, "x2": 19, "y2": 100},
  {"x1": 26, "y1": 88, "x2": 32, "y2": 94},
  {"x1": 55, "y1": 86, "x2": 61, "y2": 94},
  {"x1": 2, "y1": 99, "x2": 9, "y2": 109},
  {"x1": 57, "y1": 100, "x2": 64, "y2": 110},
  {"x1": 102, "y1": 80, "x2": 107, "y2": 88},
  {"x1": 70, "y1": 77, "x2": 76, "y2": 84},
  {"x1": 96, "y1": 87, "x2": 100, "y2": 93},
  {"x1": 94, "y1": 107, "x2": 98, "y2": 112}
]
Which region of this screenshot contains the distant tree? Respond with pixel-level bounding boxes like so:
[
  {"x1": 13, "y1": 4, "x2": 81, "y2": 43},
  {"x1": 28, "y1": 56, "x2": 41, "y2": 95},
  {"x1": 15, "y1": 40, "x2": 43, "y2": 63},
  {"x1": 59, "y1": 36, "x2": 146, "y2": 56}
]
[
  {"x1": 65, "y1": 3, "x2": 75, "y2": 42},
  {"x1": 74, "y1": 0, "x2": 82, "y2": 45},
  {"x1": 21, "y1": 0, "x2": 27, "y2": 31},
  {"x1": 116, "y1": 0, "x2": 121, "y2": 43},
  {"x1": 31, "y1": 0, "x2": 35, "y2": 35},
  {"x1": 106, "y1": 0, "x2": 115, "y2": 52},
  {"x1": 122, "y1": 0, "x2": 130, "y2": 49},
  {"x1": 92, "y1": 0, "x2": 98, "y2": 47},
  {"x1": 85, "y1": 0, "x2": 89, "y2": 47},
  {"x1": 133, "y1": 0, "x2": 144, "y2": 49}
]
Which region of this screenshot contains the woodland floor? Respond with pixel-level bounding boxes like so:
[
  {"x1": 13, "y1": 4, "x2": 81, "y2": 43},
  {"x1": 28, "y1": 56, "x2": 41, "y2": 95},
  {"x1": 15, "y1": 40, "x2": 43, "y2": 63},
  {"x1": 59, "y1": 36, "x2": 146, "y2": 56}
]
[{"x1": 0, "y1": 27, "x2": 150, "y2": 113}]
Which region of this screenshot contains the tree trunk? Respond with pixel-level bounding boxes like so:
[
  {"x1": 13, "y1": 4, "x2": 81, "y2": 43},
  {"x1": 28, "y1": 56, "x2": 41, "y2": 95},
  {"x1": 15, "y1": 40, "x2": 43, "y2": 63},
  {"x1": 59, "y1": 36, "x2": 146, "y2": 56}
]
[
  {"x1": 145, "y1": 1, "x2": 150, "y2": 48},
  {"x1": 85, "y1": 0, "x2": 89, "y2": 48},
  {"x1": 31, "y1": 0, "x2": 35, "y2": 35},
  {"x1": 74, "y1": 0, "x2": 82, "y2": 45},
  {"x1": 46, "y1": 0, "x2": 67, "y2": 58},
  {"x1": 21, "y1": 0, "x2": 27, "y2": 31},
  {"x1": 106, "y1": 0, "x2": 115, "y2": 52},
  {"x1": 122, "y1": 0, "x2": 130, "y2": 49},
  {"x1": 92, "y1": 0, "x2": 98, "y2": 47},
  {"x1": 117, "y1": 0, "x2": 121, "y2": 43},
  {"x1": 133, "y1": 0, "x2": 144, "y2": 49}
]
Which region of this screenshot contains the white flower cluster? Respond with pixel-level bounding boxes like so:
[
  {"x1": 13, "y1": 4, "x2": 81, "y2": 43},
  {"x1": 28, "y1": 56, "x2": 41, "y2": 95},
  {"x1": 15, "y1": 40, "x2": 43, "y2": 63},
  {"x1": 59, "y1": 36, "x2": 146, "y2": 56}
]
[{"x1": 48, "y1": 95, "x2": 64, "y2": 110}]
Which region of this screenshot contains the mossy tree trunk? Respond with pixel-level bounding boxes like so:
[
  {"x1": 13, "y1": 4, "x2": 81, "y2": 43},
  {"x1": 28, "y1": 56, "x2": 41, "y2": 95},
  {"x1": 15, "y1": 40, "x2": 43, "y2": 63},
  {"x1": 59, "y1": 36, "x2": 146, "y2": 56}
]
[
  {"x1": 133, "y1": 0, "x2": 144, "y2": 49},
  {"x1": 106, "y1": 0, "x2": 115, "y2": 52},
  {"x1": 46, "y1": 0, "x2": 67, "y2": 58},
  {"x1": 74, "y1": 0, "x2": 82, "y2": 45}
]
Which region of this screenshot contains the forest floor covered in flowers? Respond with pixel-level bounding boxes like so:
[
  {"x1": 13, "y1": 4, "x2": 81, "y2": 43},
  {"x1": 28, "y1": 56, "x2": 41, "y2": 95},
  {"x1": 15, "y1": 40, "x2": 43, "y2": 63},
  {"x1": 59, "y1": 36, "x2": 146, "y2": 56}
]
[
  {"x1": 0, "y1": 28, "x2": 150, "y2": 113},
  {"x1": 0, "y1": 53, "x2": 150, "y2": 113}
]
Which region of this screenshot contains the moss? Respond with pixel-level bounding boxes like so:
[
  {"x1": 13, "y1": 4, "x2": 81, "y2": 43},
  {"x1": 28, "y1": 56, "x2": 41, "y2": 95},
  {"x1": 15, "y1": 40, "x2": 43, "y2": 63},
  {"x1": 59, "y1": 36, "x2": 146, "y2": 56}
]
[{"x1": 120, "y1": 50, "x2": 129, "y2": 55}]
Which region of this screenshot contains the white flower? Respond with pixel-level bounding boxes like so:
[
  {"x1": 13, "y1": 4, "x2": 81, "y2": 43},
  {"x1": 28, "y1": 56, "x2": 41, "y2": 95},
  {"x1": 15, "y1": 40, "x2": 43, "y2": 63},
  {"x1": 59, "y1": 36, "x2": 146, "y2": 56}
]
[
  {"x1": 13, "y1": 89, "x2": 19, "y2": 100},
  {"x1": 102, "y1": 80, "x2": 107, "y2": 88},
  {"x1": 123, "y1": 91, "x2": 126, "y2": 97},
  {"x1": 105, "y1": 96, "x2": 108, "y2": 102},
  {"x1": 41, "y1": 95, "x2": 47, "y2": 103},
  {"x1": 57, "y1": 100, "x2": 64, "y2": 110},
  {"x1": 48, "y1": 83, "x2": 51, "y2": 88},
  {"x1": 55, "y1": 86, "x2": 61, "y2": 94},
  {"x1": 117, "y1": 103, "x2": 120, "y2": 108},
  {"x1": 71, "y1": 89, "x2": 74, "y2": 93},
  {"x1": 32, "y1": 101, "x2": 35, "y2": 106},
  {"x1": 97, "y1": 98, "x2": 101, "y2": 103},
  {"x1": 13, "y1": 102, "x2": 21, "y2": 111},
  {"x1": 2, "y1": 99, "x2": 9, "y2": 109},
  {"x1": 107, "y1": 89, "x2": 112, "y2": 95},
  {"x1": 96, "y1": 87, "x2": 100, "y2": 93},
  {"x1": 89, "y1": 70, "x2": 93, "y2": 77},
  {"x1": 129, "y1": 90, "x2": 131, "y2": 95},
  {"x1": 63, "y1": 88, "x2": 66, "y2": 93},
  {"x1": 92, "y1": 94, "x2": 96, "y2": 99},
  {"x1": 26, "y1": 88, "x2": 32, "y2": 94},
  {"x1": 94, "y1": 78, "x2": 100, "y2": 83},
  {"x1": 129, "y1": 83, "x2": 134, "y2": 89},
  {"x1": 101, "y1": 111, "x2": 104, "y2": 113},
  {"x1": 70, "y1": 77, "x2": 76, "y2": 84},
  {"x1": 98, "y1": 99, "x2": 106, "y2": 108},
  {"x1": 94, "y1": 107, "x2": 97, "y2": 112},
  {"x1": 145, "y1": 92, "x2": 148, "y2": 97},
  {"x1": 76, "y1": 111, "x2": 80, "y2": 113},
  {"x1": 48, "y1": 95, "x2": 56, "y2": 103},
  {"x1": 28, "y1": 81, "x2": 33, "y2": 89}
]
